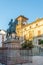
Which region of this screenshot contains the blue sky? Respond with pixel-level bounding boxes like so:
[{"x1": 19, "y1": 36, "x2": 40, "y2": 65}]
[{"x1": 0, "y1": 0, "x2": 43, "y2": 30}]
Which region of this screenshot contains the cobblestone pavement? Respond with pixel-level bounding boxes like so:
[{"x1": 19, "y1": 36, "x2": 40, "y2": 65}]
[
  {"x1": 22, "y1": 56, "x2": 43, "y2": 65},
  {"x1": 0, "y1": 56, "x2": 43, "y2": 65}
]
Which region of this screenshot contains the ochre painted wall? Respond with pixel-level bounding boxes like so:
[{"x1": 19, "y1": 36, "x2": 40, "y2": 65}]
[{"x1": 16, "y1": 17, "x2": 43, "y2": 41}]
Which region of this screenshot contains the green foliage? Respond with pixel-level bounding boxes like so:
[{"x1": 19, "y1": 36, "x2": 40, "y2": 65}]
[
  {"x1": 40, "y1": 40, "x2": 43, "y2": 44},
  {"x1": 21, "y1": 40, "x2": 34, "y2": 49},
  {"x1": 21, "y1": 43, "x2": 27, "y2": 48}
]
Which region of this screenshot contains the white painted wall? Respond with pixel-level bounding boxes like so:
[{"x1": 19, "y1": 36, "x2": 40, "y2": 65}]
[
  {"x1": 0, "y1": 30, "x2": 6, "y2": 47},
  {"x1": 33, "y1": 36, "x2": 43, "y2": 46},
  {"x1": 0, "y1": 35, "x2": 2, "y2": 47}
]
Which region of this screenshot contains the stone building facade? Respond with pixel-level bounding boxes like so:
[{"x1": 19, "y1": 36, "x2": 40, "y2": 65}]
[{"x1": 16, "y1": 15, "x2": 43, "y2": 45}]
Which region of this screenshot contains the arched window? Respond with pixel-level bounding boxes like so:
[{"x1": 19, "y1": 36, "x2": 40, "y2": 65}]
[
  {"x1": 2, "y1": 35, "x2": 4, "y2": 42},
  {"x1": 36, "y1": 23, "x2": 38, "y2": 26},
  {"x1": 29, "y1": 31, "x2": 33, "y2": 39},
  {"x1": 30, "y1": 26, "x2": 31, "y2": 28},
  {"x1": 38, "y1": 39, "x2": 41, "y2": 45},
  {"x1": 38, "y1": 30, "x2": 41, "y2": 36}
]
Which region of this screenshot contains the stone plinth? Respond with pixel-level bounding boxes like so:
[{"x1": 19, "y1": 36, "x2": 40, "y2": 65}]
[
  {"x1": 3, "y1": 38, "x2": 21, "y2": 48},
  {"x1": 2, "y1": 38, "x2": 32, "y2": 65}
]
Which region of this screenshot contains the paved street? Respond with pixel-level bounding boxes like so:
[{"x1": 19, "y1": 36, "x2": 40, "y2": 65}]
[{"x1": 22, "y1": 56, "x2": 43, "y2": 65}]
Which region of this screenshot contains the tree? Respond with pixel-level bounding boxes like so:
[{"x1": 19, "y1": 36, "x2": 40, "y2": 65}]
[
  {"x1": 40, "y1": 40, "x2": 43, "y2": 44},
  {"x1": 21, "y1": 40, "x2": 34, "y2": 49}
]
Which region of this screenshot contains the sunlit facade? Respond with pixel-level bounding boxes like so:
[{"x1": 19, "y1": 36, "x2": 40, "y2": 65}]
[{"x1": 16, "y1": 15, "x2": 43, "y2": 44}]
